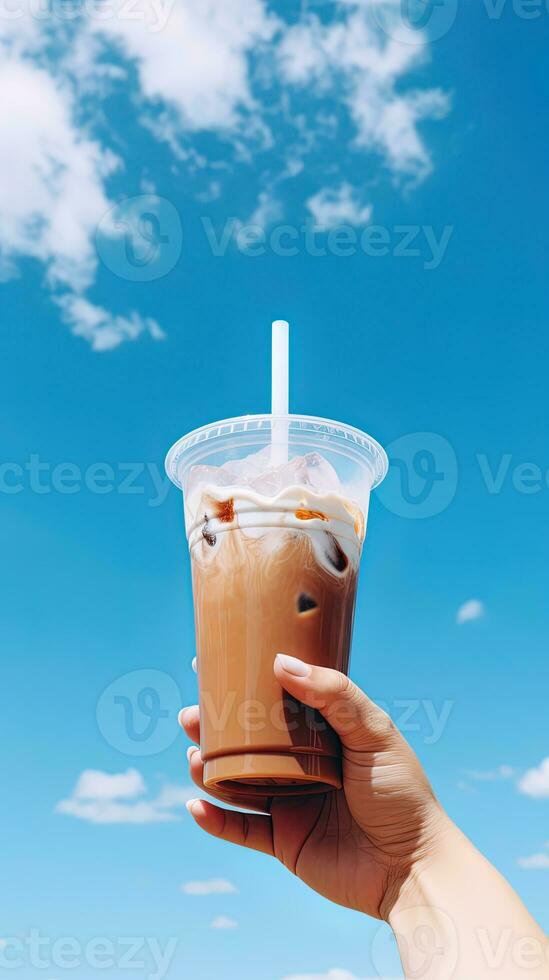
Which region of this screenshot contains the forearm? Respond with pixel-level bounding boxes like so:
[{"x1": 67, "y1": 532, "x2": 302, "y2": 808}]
[{"x1": 388, "y1": 818, "x2": 549, "y2": 980}]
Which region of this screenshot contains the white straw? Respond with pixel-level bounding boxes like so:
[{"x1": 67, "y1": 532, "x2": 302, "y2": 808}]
[{"x1": 271, "y1": 320, "x2": 289, "y2": 466}]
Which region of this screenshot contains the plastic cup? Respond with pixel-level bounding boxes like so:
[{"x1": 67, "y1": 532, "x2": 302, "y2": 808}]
[{"x1": 166, "y1": 414, "x2": 388, "y2": 801}]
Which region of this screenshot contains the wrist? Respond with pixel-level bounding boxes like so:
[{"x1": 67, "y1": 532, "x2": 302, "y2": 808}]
[{"x1": 380, "y1": 807, "x2": 459, "y2": 923}]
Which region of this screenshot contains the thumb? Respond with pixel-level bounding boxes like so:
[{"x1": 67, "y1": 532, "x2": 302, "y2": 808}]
[{"x1": 273, "y1": 653, "x2": 395, "y2": 751}]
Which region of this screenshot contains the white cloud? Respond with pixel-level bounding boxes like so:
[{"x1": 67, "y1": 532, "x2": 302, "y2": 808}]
[
  {"x1": 518, "y1": 852, "x2": 549, "y2": 871},
  {"x1": 0, "y1": 22, "x2": 165, "y2": 350},
  {"x1": 93, "y1": 0, "x2": 278, "y2": 132},
  {"x1": 1, "y1": 1, "x2": 449, "y2": 347},
  {"x1": 351, "y1": 86, "x2": 448, "y2": 181},
  {"x1": 210, "y1": 916, "x2": 238, "y2": 930},
  {"x1": 456, "y1": 599, "x2": 485, "y2": 624},
  {"x1": 245, "y1": 190, "x2": 284, "y2": 229},
  {"x1": 307, "y1": 183, "x2": 372, "y2": 227},
  {"x1": 182, "y1": 879, "x2": 237, "y2": 896},
  {"x1": 465, "y1": 765, "x2": 515, "y2": 783},
  {"x1": 55, "y1": 769, "x2": 195, "y2": 824},
  {"x1": 71, "y1": 768, "x2": 145, "y2": 800},
  {"x1": 278, "y1": 6, "x2": 449, "y2": 182},
  {"x1": 55, "y1": 295, "x2": 165, "y2": 352},
  {"x1": 518, "y1": 758, "x2": 549, "y2": 799},
  {"x1": 0, "y1": 56, "x2": 116, "y2": 293}
]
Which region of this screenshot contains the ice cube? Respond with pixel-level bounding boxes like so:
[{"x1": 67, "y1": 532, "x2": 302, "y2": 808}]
[
  {"x1": 300, "y1": 453, "x2": 340, "y2": 493},
  {"x1": 189, "y1": 449, "x2": 340, "y2": 497},
  {"x1": 248, "y1": 452, "x2": 341, "y2": 496},
  {"x1": 219, "y1": 446, "x2": 272, "y2": 484},
  {"x1": 186, "y1": 465, "x2": 234, "y2": 495},
  {"x1": 249, "y1": 455, "x2": 307, "y2": 496}
]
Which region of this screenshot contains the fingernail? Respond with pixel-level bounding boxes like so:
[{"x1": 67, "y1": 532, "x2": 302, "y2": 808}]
[
  {"x1": 275, "y1": 653, "x2": 311, "y2": 677},
  {"x1": 185, "y1": 798, "x2": 200, "y2": 815},
  {"x1": 179, "y1": 707, "x2": 192, "y2": 727},
  {"x1": 191, "y1": 657, "x2": 197, "y2": 674},
  {"x1": 187, "y1": 745, "x2": 198, "y2": 761}
]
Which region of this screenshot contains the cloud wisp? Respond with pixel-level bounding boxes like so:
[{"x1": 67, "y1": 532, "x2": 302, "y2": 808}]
[
  {"x1": 181, "y1": 879, "x2": 238, "y2": 896},
  {"x1": 518, "y1": 758, "x2": 549, "y2": 799},
  {"x1": 0, "y1": 1, "x2": 450, "y2": 349},
  {"x1": 518, "y1": 848, "x2": 549, "y2": 871},
  {"x1": 55, "y1": 768, "x2": 195, "y2": 824},
  {"x1": 464, "y1": 765, "x2": 515, "y2": 783},
  {"x1": 307, "y1": 184, "x2": 373, "y2": 229},
  {"x1": 210, "y1": 916, "x2": 238, "y2": 930},
  {"x1": 456, "y1": 599, "x2": 485, "y2": 624}
]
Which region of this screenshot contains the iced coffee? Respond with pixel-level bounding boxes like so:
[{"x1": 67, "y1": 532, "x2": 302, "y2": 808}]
[{"x1": 165, "y1": 424, "x2": 388, "y2": 800}]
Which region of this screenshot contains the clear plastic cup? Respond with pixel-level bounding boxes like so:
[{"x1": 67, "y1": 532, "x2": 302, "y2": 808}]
[{"x1": 166, "y1": 415, "x2": 387, "y2": 801}]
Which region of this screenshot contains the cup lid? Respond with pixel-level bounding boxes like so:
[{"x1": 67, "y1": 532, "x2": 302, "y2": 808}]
[{"x1": 165, "y1": 413, "x2": 388, "y2": 491}]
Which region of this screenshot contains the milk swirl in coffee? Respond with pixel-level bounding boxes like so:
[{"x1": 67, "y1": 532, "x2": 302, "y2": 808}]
[{"x1": 185, "y1": 449, "x2": 366, "y2": 798}]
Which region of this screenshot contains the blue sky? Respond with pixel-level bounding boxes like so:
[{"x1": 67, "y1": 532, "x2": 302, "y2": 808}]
[{"x1": 1, "y1": 1, "x2": 549, "y2": 978}]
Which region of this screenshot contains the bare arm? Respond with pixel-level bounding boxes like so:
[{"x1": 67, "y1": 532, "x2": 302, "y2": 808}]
[{"x1": 181, "y1": 654, "x2": 549, "y2": 979}]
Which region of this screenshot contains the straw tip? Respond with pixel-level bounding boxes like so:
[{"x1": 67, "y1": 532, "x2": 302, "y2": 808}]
[{"x1": 272, "y1": 319, "x2": 289, "y2": 330}]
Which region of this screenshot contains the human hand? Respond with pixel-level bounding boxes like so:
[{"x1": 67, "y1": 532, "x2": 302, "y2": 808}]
[{"x1": 180, "y1": 653, "x2": 449, "y2": 921}]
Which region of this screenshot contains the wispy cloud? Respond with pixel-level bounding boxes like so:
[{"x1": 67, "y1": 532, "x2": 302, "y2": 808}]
[
  {"x1": 244, "y1": 190, "x2": 284, "y2": 230},
  {"x1": 464, "y1": 765, "x2": 515, "y2": 783},
  {"x1": 277, "y1": 6, "x2": 449, "y2": 183},
  {"x1": 55, "y1": 769, "x2": 195, "y2": 824},
  {"x1": 518, "y1": 758, "x2": 549, "y2": 799},
  {"x1": 210, "y1": 916, "x2": 238, "y2": 930},
  {"x1": 55, "y1": 295, "x2": 165, "y2": 353},
  {"x1": 1, "y1": 1, "x2": 449, "y2": 348},
  {"x1": 93, "y1": 0, "x2": 278, "y2": 133},
  {"x1": 182, "y1": 879, "x2": 238, "y2": 896},
  {"x1": 0, "y1": 55, "x2": 116, "y2": 294},
  {"x1": 0, "y1": 19, "x2": 166, "y2": 350},
  {"x1": 456, "y1": 599, "x2": 485, "y2": 624},
  {"x1": 518, "y1": 847, "x2": 549, "y2": 871},
  {"x1": 307, "y1": 184, "x2": 372, "y2": 228}
]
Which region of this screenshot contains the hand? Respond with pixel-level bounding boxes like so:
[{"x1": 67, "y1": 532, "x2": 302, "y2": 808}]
[{"x1": 180, "y1": 653, "x2": 449, "y2": 921}]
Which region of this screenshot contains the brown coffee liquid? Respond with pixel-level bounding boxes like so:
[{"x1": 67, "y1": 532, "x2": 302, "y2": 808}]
[{"x1": 191, "y1": 498, "x2": 359, "y2": 799}]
